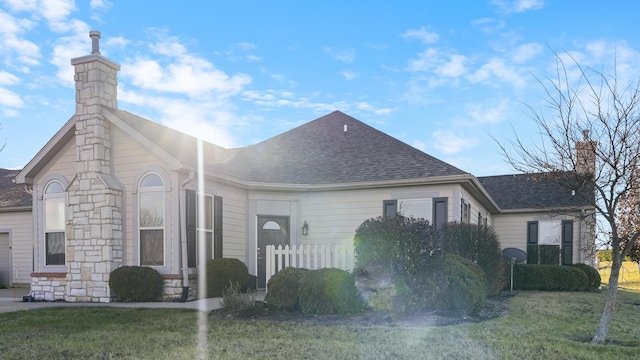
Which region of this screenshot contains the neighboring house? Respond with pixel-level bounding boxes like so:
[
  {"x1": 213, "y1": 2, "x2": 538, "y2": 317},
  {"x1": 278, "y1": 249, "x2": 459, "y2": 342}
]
[
  {"x1": 4, "y1": 31, "x2": 595, "y2": 301},
  {"x1": 0, "y1": 169, "x2": 33, "y2": 287}
]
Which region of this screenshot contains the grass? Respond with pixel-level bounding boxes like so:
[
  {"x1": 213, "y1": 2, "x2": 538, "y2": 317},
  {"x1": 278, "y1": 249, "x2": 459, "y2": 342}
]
[
  {"x1": 1, "y1": 290, "x2": 640, "y2": 359},
  {"x1": 599, "y1": 260, "x2": 640, "y2": 291}
]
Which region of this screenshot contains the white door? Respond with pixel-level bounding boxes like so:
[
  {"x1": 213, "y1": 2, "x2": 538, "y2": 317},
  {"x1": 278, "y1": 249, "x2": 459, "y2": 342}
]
[{"x1": 0, "y1": 233, "x2": 10, "y2": 286}]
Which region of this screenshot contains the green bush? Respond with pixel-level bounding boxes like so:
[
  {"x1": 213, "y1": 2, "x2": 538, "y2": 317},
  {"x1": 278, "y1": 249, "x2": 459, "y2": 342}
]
[
  {"x1": 440, "y1": 223, "x2": 505, "y2": 295},
  {"x1": 206, "y1": 258, "x2": 249, "y2": 298},
  {"x1": 596, "y1": 249, "x2": 630, "y2": 262},
  {"x1": 513, "y1": 264, "x2": 588, "y2": 291},
  {"x1": 354, "y1": 215, "x2": 442, "y2": 275},
  {"x1": 434, "y1": 254, "x2": 487, "y2": 315},
  {"x1": 298, "y1": 268, "x2": 364, "y2": 315},
  {"x1": 264, "y1": 267, "x2": 309, "y2": 311},
  {"x1": 109, "y1": 266, "x2": 164, "y2": 302},
  {"x1": 572, "y1": 263, "x2": 601, "y2": 291}
]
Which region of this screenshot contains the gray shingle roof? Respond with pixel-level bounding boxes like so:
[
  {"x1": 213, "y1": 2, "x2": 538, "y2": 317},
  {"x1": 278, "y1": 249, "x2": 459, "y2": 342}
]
[
  {"x1": 214, "y1": 111, "x2": 467, "y2": 184},
  {"x1": 478, "y1": 173, "x2": 593, "y2": 210},
  {"x1": 0, "y1": 168, "x2": 31, "y2": 208}
]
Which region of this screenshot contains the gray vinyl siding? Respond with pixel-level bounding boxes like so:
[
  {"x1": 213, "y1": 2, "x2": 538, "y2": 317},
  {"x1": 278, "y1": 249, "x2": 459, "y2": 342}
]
[{"x1": 0, "y1": 210, "x2": 33, "y2": 285}]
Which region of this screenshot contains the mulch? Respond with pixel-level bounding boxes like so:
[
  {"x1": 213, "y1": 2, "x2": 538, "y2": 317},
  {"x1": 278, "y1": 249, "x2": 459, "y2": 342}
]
[{"x1": 209, "y1": 291, "x2": 516, "y2": 327}]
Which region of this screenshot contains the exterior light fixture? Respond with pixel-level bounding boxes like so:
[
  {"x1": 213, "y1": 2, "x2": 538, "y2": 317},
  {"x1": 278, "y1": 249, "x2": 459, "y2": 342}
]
[{"x1": 302, "y1": 221, "x2": 309, "y2": 235}]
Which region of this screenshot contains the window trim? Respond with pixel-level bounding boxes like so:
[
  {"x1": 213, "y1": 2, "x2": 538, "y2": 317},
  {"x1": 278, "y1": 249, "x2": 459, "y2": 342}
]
[
  {"x1": 38, "y1": 175, "x2": 69, "y2": 272},
  {"x1": 134, "y1": 170, "x2": 168, "y2": 269},
  {"x1": 44, "y1": 181, "x2": 66, "y2": 266}
]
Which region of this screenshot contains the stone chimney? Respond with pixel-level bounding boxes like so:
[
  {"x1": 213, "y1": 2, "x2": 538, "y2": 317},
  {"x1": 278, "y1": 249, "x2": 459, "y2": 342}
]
[
  {"x1": 575, "y1": 129, "x2": 596, "y2": 175},
  {"x1": 65, "y1": 31, "x2": 123, "y2": 302}
]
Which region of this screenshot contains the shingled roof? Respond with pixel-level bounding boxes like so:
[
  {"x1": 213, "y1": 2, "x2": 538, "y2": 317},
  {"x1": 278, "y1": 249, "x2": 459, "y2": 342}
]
[
  {"x1": 213, "y1": 111, "x2": 467, "y2": 184},
  {"x1": 0, "y1": 168, "x2": 31, "y2": 208},
  {"x1": 478, "y1": 173, "x2": 593, "y2": 210}
]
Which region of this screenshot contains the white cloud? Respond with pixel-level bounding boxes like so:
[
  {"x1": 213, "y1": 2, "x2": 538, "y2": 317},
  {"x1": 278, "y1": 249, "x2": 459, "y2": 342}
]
[
  {"x1": 324, "y1": 47, "x2": 356, "y2": 63},
  {"x1": 465, "y1": 99, "x2": 511, "y2": 124},
  {"x1": 492, "y1": 0, "x2": 544, "y2": 14},
  {"x1": 0, "y1": 70, "x2": 20, "y2": 86},
  {"x1": 401, "y1": 26, "x2": 440, "y2": 44},
  {"x1": 0, "y1": 9, "x2": 41, "y2": 68},
  {"x1": 511, "y1": 42, "x2": 542, "y2": 63},
  {"x1": 0, "y1": 87, "x2": 24, "y2": 107},
  {"x1": 468, "y1": 58, "x2": 526, "y2": 87},
  {"x1": 90, "y1": 0, "x2": 112, "y2": 11},
  {"x1": 225, "y1": 42, "x2": 261, "y2": 62},
  {"x1": 406, "y1": 48, "x2": 468, "y2": 79},
  {"x1": 342, "y1": 70, "x2": 358, "y2": 80},
  {"x1": 121, "y1": 36, "x2": 252, "y2": 99},
  {"x1": 432, "y1": 130, "x2": 478, "y2": 155}
]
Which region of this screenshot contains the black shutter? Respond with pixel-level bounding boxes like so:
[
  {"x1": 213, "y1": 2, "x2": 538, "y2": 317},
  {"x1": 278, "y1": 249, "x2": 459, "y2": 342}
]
[
  {"x1": 383, "y1": 200, "x2": 397, "y2": 218},
  {"x1": 561, "y1": 220, "x2": 573, "y2": 265},
  {"x1": 186, "y1": 189, "x2": 197, "y2": 267},
  {"x1": 214, "y1": 196, "x2": 223, "y2": 259},
  {"x1": 527, "y1": 221, "x2": 538, "y2": 264}
]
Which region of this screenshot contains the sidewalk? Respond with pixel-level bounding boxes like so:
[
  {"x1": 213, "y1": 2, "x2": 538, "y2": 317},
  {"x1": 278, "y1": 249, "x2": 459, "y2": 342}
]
[{"x1": 0, "y1": 287, "x2": 265, "y2": 314}]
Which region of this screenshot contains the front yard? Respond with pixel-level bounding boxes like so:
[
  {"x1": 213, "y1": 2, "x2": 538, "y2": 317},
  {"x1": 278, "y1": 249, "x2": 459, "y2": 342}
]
[{"x1": 1, "y1": 288, "x2": 639, "y2": 359}]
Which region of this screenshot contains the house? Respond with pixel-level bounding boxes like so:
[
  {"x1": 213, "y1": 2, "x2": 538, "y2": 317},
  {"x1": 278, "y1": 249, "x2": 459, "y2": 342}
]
[
  {"x1": 2, "y1": 31, "x2": 595, "y2": 301},
  {"x1": 0, "y1": 169, "x2": 33, "y2": 287}
]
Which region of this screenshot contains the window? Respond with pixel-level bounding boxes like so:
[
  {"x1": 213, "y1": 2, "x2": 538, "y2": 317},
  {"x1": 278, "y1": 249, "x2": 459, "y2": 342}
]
[
  {"x1": 186, "y1": 190, "x2": 223, "y2": 267},
  {"x1": 139, "y1": 173, "x2": 164, "y2": 266},
  {"x1": 44, "y1": 181, "x2": 65, "y2": 265},
  {"x1": 478, "y1": 212, "x2": 487, "y2": 226},
  {"x1": 527, "y1": 220, "x2": 572, "y2": 265},
  {"x1": 461, "y1": 199, "x2": 471, "y2": 223},
  {"x1": 383, "y1": 198, "x2": 447, "y2": 228}
]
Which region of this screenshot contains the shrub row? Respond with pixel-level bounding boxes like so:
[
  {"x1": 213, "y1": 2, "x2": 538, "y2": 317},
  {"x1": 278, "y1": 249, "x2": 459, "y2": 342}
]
[
  {"x1": 512, "y1": 264, "x2": 593, "y2": 291},
  {"x1": 265, "y1": 267, "x2": 363, "y2": 315},
  {"x1": 206, "y1": 258, "x2": 249, "y2": 298}
]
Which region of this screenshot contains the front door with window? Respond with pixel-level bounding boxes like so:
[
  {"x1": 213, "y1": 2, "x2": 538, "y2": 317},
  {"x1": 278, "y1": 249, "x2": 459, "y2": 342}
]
[{"x1": 257, "y1": 216, "x2": 289, "y2": 289}]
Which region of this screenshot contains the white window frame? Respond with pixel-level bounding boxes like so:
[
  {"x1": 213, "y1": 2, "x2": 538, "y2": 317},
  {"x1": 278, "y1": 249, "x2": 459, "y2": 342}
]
[
  {"x1": 138, "y1": 173, "x2": 166, "y2": 267},
  {"x1": 43, "y1": 180, "x2": 66, "y2": 267},
  {"x1": 461, "y1": 199, "x2": 471, "y2": 224}
]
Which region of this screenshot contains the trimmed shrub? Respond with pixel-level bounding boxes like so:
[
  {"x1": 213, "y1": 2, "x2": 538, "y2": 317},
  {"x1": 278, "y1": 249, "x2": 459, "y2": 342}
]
[
  {"x1": 264, "y1": 267, "x2": 309, "y2": 311},
  {"x1": 440, "y1": 222, "x2": 505, "y2": 296},
  {"x1": 354, "y1": 215, "x2": 442, "y2": 275},
  {"x1": 298, "y1": 268, "x2": 364, "y2": 315},
  {"x1": 572, "y1": 263, "x2": 601, "y2": 291},
  {"x1": 434, "y1": 254, "x2": 487, "y2": 315},
  {"x1": 206, "y1": 258, "x2": 249, "y2": 298},
  {"x1": 109, "y1": 266, "x2": 164, "y2": 302},
  {"x1": 513, "y1": 264, "x2": 588, "y2": 291}
]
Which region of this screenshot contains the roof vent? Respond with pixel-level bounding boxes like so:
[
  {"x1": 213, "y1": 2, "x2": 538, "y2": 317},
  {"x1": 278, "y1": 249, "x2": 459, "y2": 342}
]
[{"x1": 344, "y1": 124, "x2": 348, "y2": 133}]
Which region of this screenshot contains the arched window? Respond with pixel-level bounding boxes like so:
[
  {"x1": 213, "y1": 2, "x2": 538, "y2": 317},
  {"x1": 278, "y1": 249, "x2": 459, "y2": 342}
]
[
  {"x1": 138, "y1": 173, "x2": 165, "y2": 266},
  {"x1": 44, "y1": 180, "x2": 65, "y2": 265}
]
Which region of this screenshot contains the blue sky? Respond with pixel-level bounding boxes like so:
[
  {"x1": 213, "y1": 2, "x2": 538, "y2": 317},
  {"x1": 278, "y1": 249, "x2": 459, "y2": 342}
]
[{"x1": 0, "y1": 0, "x2": 639, "y2": 176}]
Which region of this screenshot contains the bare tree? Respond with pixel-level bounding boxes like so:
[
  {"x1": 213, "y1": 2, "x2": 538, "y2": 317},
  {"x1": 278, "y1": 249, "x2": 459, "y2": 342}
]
[{"x1": 501, "y1": 52, "x2": 640, "y2": 344}]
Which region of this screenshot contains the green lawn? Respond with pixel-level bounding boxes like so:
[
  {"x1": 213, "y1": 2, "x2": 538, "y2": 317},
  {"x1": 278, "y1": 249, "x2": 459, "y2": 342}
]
[{"x1": 1, "y1": 290, "x2": 640, "y2": 359}]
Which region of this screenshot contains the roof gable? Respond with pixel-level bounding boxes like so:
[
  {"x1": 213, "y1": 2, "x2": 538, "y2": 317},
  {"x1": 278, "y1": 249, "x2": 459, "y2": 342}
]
[{"x1": 214, "y1": 111, "x2": 467, "y2": 184}]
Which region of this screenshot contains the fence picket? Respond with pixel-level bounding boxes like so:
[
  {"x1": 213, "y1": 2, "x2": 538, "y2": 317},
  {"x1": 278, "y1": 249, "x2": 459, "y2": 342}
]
[{"x1": 264, "y1": 243, "x2": 355, "y2": 286}]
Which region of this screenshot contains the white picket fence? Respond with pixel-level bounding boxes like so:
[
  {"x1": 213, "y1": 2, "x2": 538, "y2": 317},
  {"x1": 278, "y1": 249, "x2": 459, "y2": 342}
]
[{"x1": 265, "y1": 244, "x2": 355, "y2": 287}]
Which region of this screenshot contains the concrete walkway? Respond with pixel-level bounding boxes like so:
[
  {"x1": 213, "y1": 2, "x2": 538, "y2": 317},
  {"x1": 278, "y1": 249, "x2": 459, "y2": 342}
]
[{"x1": 0, "y1": 287, "x2": 265, "y2": 314}]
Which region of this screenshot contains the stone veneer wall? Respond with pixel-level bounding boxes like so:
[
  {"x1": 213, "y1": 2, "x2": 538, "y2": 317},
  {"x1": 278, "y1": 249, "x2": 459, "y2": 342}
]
[{"x1": 31, "y1": 274, "x2": 67, "y2": 301}]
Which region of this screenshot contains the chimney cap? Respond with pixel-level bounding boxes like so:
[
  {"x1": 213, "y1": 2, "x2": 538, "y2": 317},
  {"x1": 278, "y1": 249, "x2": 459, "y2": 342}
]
[
  {"x1": 582, "y1": 129, "x2": 590, "y2": 140},
  {"x1": 89, "y1": 30, "x2": 101, "y2": 55}
]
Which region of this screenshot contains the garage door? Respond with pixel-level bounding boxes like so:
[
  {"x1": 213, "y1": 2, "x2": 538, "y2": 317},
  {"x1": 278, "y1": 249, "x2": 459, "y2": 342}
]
[{"x1": 0, "y1": 233, "x2": 10, "y2": 287}]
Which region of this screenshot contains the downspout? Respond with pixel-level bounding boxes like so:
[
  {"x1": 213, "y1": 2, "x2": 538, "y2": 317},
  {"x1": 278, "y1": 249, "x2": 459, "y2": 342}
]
[{"x1": 176, "y1": 171, "x2": 194, "y2": 302}]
